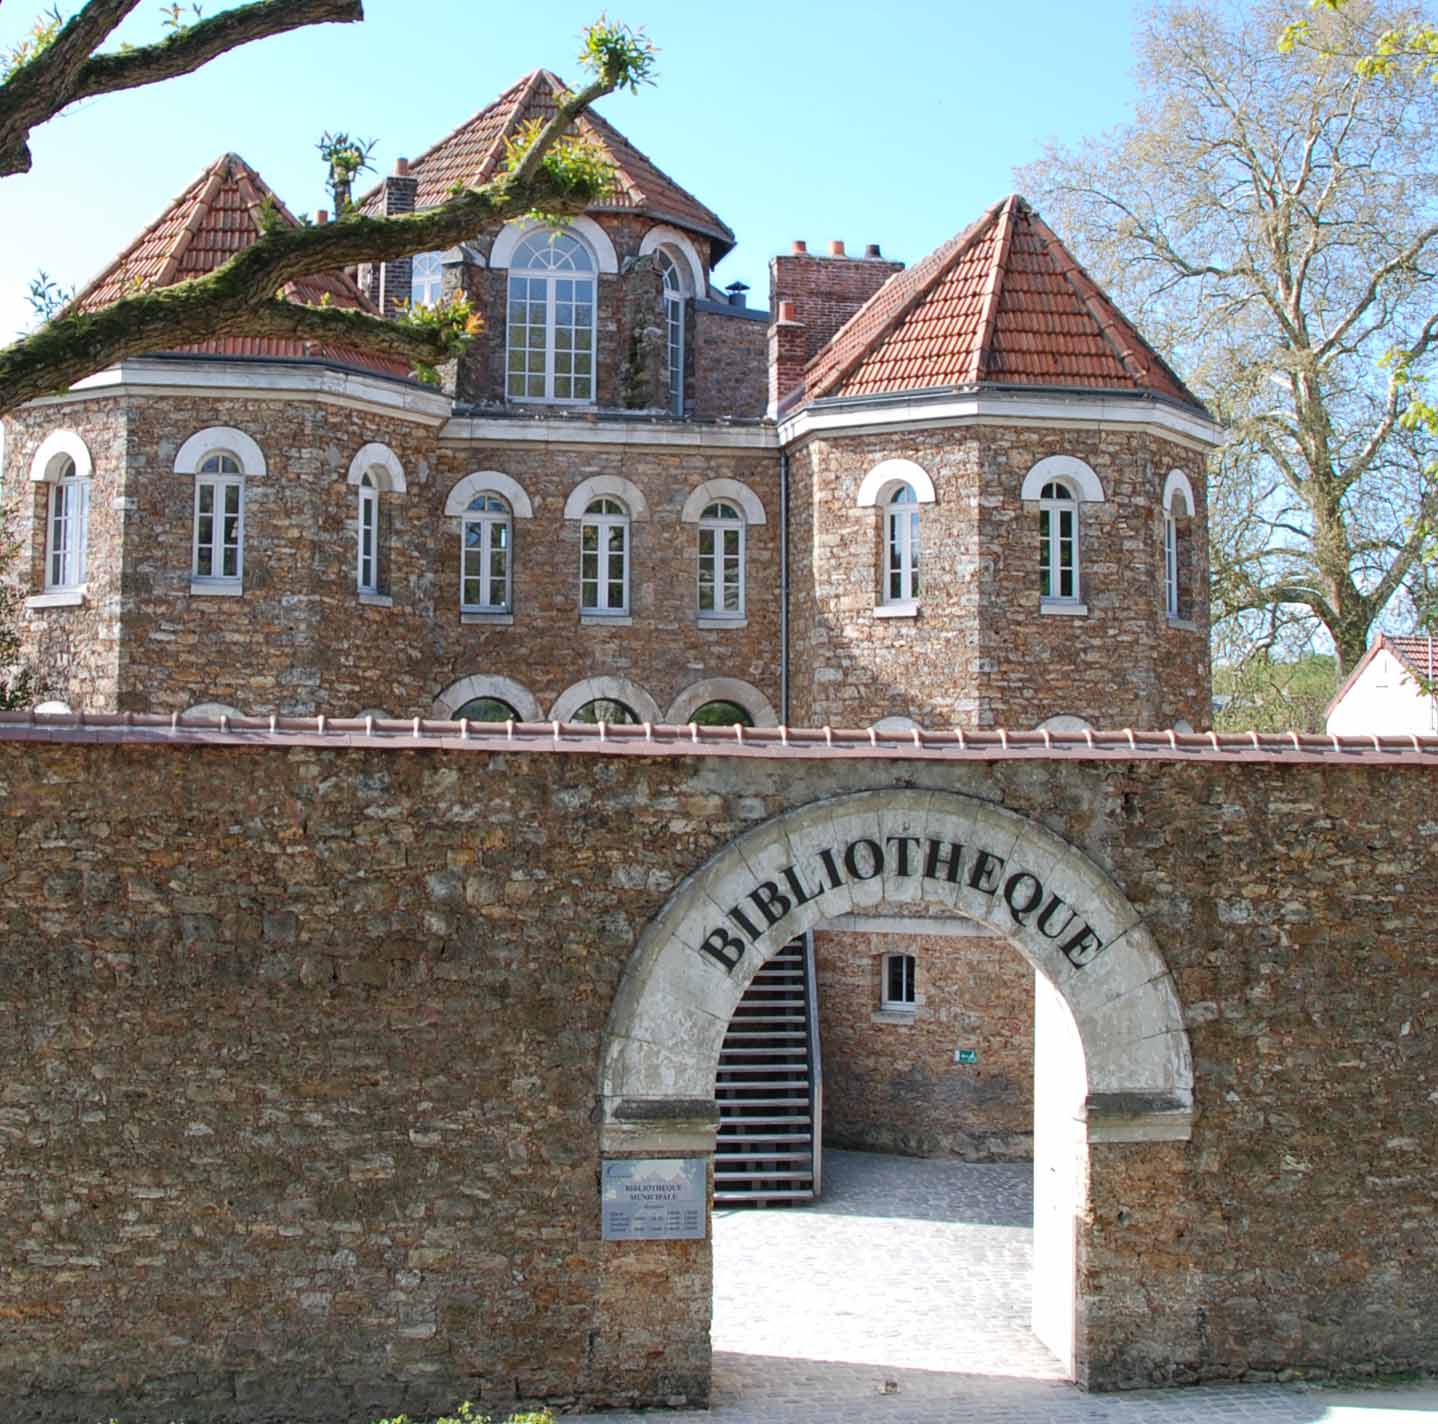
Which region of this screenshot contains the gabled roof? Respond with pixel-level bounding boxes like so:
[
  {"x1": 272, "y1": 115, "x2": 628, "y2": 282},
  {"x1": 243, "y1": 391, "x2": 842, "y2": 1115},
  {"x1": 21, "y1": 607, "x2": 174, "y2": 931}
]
[
  {"x1": 1326, "y1": 634, "x2": 1438, "y2": 719},
  {"x1": 802, "y1": 194, "x2": 1206, "y2": 412},
  {"x1": 357, "y1": 69, "x2": 734, "y2": 263},
  {"x1": 70, "y1": 153, "x2": 410, "y2": 378}
]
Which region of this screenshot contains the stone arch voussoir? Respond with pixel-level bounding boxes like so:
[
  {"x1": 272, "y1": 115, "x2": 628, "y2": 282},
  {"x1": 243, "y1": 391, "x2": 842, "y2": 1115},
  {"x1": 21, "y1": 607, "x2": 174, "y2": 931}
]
[{"x1": 600, "y1": 788, "x2": 1192, "y2": 1150}]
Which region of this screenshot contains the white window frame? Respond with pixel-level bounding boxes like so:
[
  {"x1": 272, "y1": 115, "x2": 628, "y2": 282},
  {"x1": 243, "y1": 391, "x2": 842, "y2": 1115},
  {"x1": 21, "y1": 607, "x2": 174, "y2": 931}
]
[
  {"x1": 506, "y1": 230, "x2": 598, "y2": 405},
  {"x1": 192, "y1": 452, "x2": 245, "y2": 588},
  {"x1": 580, "y1": 497, "x2": 630, "y2": 614},
  {"x1": 45, "y1": 456, "x2": 89, "y2": 592},
  {"x1": 884, "y1": 483, "x2": 920, "y2": 605},
  {"x1": 698, "y1": 501, "x2": 744, "y2": 618},
  {"x1": 1039, "y1": 479, "x2": 1080, "y2": 605},
  {"x1": 880, "y1": 952, "x2": 917, "y2": 1011},
  {"x1": 411, "y1": 250, "x2": 444, "y2": 307},
  {"x1": 1161, "y1": 471, "x2": 1195, "y2": 623},
  {"x1": 461, "y1": 495, "x2": 513, "y2": 614},
  {"x1": 1164, "y1": 510, "x2": 1181, "y2": 618},
  {"x1": 656, "y1": 247, "x2": 686, "y2": 417},
  {"x1": 357, "y1": 473, "x2": 379, "y2": 595}
]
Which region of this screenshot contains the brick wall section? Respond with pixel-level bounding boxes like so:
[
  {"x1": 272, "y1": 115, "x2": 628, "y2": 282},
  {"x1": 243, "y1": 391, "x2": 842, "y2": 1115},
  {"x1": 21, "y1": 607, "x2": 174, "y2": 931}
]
[
  {"x1": 5, "y1": 394, "x2": 782, "y2": 723},
  {"x1": 376, "y1": 172, "x2": 418, "y2": 318},
  {"x1": 815, "y1": 926, "x2": 1034, "y2": 1160},
  {"x1": 768, "y1": 249, "x2": 905, "y2": 368},
  {"x1": 787, "y1": 423, "x2": 1211, "y2": 730},
  {"x1": 0, "y1": 743, "x2": 1434, "y2": 1416},
  {"x1": 692, "y1": 303, "x2": 768, "y2": 420}
]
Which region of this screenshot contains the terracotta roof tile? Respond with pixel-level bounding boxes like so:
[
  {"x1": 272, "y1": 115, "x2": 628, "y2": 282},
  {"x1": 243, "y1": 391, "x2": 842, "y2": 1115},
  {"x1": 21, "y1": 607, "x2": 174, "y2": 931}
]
[
  {"x1": 357, "y1": 70, "x2": 734, "y2": 261},
  {"x1": 803, "y1": 195, "x2": 1206, "y2": 412},
  {"x1": 1382, "y1": 635, "x2": 1438, "y2": 682},
  {"x1": 71, "y1": 154, "x2": 411, "y2": 379}
]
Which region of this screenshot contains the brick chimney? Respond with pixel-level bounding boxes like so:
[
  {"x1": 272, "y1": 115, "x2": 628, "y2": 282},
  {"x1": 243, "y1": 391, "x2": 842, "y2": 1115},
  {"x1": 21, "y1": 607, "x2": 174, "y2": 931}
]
[
  {"x1": 768, "y1": 300, "x2": 808, "y2": 416},
  {"x1": 768, "y1": 240, "x2": 904, "y2": 400},
  {"x1": 377, "y1": 157, "x2": 420, "y2": 318}
]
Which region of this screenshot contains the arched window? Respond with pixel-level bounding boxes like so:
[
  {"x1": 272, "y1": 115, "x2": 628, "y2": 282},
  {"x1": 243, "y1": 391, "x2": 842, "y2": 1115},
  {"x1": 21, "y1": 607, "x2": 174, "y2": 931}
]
[
  {"x1": 656, "y1": 247, "x2": 685, "y2": 417},
  {"x1": 411, "y1": 250, "x2": 444, "y2": 307},
  {"x1": 507, "y1": 230, "x2": 596, "y2": 403},
  {"x1": 356, "y1": 472, "x2": 379, "y2": 595},
  {"x1": 581, "y1": 497, "x2": 629, "y2": 614},
  {"x1": 194, "y1": 452, "x2": 244, "y2": 584},
  {"x1": 885, "y1": 483, "x2": 920, "y2": 604},
  {"x1": 881, "y1": 953, "x2": 917, "y2": 1010},
  {"x1": 691, "y1": 700, "x2": 753, "y2": 727},
  {"x1": 45, "y1": 455, "x2": 89, "y2": 591},
  {"x1": 1039, "y1": 481, "x2": 1079, "y2": 603},
  {"x1": 455, "y1": 696, "x2": 520, "y2": 722},
  {"x1": 698, "y1": 501, "x2": 744, "y2": 617},
  {"x1": 1163, "y1": 475, "x2": 1194, "y2": 622},
  {"x1": 462, "y1": 494, "x2": 512, "y2": 613},
  {"x1": 572, "y1": 698, "x2": 639, "y2": 724}
]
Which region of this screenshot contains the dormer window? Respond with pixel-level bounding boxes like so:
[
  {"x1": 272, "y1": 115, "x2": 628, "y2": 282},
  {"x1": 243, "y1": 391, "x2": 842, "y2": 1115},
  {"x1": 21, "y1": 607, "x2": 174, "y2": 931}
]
[
  {"x1": 410, "y1": 251, "x2": 444, "y2": 307},
  {"x1": 507, "y1": 230, "x2": 596, "y2": 403}
]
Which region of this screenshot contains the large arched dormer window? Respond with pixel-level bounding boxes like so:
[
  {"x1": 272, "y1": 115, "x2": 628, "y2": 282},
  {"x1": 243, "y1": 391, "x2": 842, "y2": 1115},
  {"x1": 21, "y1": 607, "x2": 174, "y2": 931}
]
[
  {"x1": 506, "y1": 229, "x2": 597, "y2": 404},
  {"x1": 655, "y1": 248, "x2": 688, "y2": 417}
]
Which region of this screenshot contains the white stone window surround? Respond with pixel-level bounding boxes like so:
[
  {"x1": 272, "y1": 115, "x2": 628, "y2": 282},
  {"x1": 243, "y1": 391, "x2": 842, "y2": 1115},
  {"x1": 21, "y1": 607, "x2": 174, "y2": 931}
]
[
  {"x1": 872, "y1": 715, "x2": 922, "y2": 733},
  {"x1": 565, "y1": 476, "x2": 648, "y2": 623},
  {"x1": 549, "y1": 676, "x2": 662, "y2": 726},
  {"x1": 176, "y1": 427, "x2": 265, "y2": 597},
  {"x1": 637, "y1": 225, "x2": 705, "y2": 297},
  {"x1": 1022, "y1": 455, "x2": 1103, "y2": 617},
  {"x1": 665, "y1": 677, "x2": 778, "y2": 728},
  {"x1": 494, "y1": 220, "x2": 615, "y2": 407},
  {"x1": 683, "y1": 477, "x2": 763, "y2": 620},
  {"x1": 1162, "y1": 469, "x2": 1196, "y2": 625},
  {"x1": 27, "y1": 432, "x2": 96, "y2": 608},
  {"x1": 857, "y1": 460, "x2": 934, "y2": 619},
  {"x1": 879, "y1": 951, "x2": 918, "y2": 1014},
  {"x1": 1036, "y1": 715, "x2": 1094, "y2": 733},
  {"x1": 444, "y1": 472, "x2": 534, "y2": 623},
  {"x1": 432, "y1": 674, "x2": 542, "y2": 724}
]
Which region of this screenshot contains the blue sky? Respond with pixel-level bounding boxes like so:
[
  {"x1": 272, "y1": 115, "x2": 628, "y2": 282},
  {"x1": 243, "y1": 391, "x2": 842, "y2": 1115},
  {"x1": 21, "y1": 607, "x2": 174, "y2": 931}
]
[{"x1": 0, "y1": 0, "x2": 1146, "y2": 339}]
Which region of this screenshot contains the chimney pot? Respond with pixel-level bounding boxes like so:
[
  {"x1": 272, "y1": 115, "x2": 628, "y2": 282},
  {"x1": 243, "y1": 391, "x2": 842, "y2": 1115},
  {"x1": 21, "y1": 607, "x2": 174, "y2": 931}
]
[
  {"x1": 778, "y1": 300, "x2": 797, "y2": 323},
  {"x1": 725, "y1": 281, "x2": 749, "y2": 309},
  {"x1": 865, "y1": 243, "x2": 883, "y2": 259},
  {"x1": 791, "y1": 240, "x2": 807, "y2": 254},
  {"x1": 829, "y1": 240, "x2": 846, "y2": 257},
  {"x1": 316, "y1": 209, "x2": 329, "y2": 225},
  {"x1": 395, "y1": 157, "x2": 410, "y2": 176}
]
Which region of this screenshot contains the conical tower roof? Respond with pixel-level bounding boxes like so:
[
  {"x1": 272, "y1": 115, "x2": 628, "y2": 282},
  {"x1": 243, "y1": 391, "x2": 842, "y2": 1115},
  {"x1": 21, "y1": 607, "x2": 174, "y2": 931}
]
[
  {"x1": 70, "y1": 153, "x2": 409, "y2": 377},
  {"x1": 803, "y1": 195, "x2": 1206, "y2": 412},
  {"x1": 358, "y1": 69, "x2": 735, "y2": 263}
]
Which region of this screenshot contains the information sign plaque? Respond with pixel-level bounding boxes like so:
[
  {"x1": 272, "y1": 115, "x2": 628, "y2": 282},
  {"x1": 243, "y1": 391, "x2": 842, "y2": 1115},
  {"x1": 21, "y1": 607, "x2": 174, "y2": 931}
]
[{"x1": 601, "y1": 1158, "x2": 706, "y2": 1241}]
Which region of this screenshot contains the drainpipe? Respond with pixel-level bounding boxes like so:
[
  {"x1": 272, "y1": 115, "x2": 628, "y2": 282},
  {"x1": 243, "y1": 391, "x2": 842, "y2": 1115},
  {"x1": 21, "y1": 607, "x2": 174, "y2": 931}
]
[{"x1": 780, "y1": 450, "x2": 790, "y2": 724}]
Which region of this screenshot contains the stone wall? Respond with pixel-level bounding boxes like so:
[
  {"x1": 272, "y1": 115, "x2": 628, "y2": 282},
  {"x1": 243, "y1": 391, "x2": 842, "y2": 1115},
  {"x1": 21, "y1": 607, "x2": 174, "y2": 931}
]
[
  {"x1": 787, "y1": 422, "x2": 1211, "y2": 730},
  {"x1": 4, "y1": 393, "x2": 783, "y2": 726},
  {"x1": 692, "y1": 302, "x2": 769, "y2": 420},
  {"x1": 815, "y1": 923, "x2": 1034, "y2": 1160},
  {"x1": 0, "y1": 731, "x2": 1434, "y2": 1418}
]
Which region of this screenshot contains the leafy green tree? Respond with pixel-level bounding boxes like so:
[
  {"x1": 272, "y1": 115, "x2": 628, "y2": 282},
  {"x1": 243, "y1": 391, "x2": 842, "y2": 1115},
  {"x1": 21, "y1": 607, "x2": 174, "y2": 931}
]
[
  {"x1": 1020, "y1": 0, "x2": 1438, "y2": 676},
  {"x1": 0, "y1": 2, "x2": 656, "y2": 415},
  {"x1": 1213, "y1": 651, "x2": 1338, "y2": 732},
  {"x1": 0, "y1": 507, "x2": 40, "y2": 708}
]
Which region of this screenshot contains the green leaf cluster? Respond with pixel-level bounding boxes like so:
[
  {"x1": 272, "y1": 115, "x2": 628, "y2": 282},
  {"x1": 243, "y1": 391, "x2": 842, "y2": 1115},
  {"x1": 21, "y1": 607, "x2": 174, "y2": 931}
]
[
  {"x1": 2, "y1": 5, "x2": 64, "y2": 80},
  {"x1": 501, "y1": 116, "x2": 616, "y2": 223},
  {"x1": 373, "y1": 1402, "x2": 555, "y2": 1424},
  {"x1": 578, "y1": 14, "x2": 657, "y2": 93},
  {"x1": 401, "y1": 291, "x2": 484, "y2": 385}
]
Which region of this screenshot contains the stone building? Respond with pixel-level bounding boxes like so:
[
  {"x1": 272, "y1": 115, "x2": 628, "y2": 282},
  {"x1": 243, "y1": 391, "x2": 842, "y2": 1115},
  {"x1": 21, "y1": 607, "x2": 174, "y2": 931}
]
[{"x1": 2, "y1": 75, "x2": 1221, "y2": 1200}]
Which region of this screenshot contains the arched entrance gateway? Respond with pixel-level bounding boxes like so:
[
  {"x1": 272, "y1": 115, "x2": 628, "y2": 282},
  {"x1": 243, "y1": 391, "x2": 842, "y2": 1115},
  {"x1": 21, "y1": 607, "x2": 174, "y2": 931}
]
[{"x1": 600, "y1": 788, "x2": 1193, "y2": 1388}]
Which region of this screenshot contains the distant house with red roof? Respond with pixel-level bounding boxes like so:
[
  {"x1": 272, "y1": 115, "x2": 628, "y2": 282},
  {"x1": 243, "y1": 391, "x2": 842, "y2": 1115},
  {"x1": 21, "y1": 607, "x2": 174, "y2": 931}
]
[
  {"x1": 3, "y1": 69, "x2": 1220, "y2": 736},
  {"x1": 1326, "y1": 635, "x2": 1438, "y2": 736}
]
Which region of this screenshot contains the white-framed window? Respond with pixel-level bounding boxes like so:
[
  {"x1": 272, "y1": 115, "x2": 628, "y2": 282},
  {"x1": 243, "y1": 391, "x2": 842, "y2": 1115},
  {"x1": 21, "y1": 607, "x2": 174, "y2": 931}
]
[
  {"x1": 357, "y1": 473, "x2": 379, "y2": 594},
  {"x1": 881, "y1": 952, "x2": 916, "y2": 1010},
  {"x1": 45, "y1": 455, "x2": 89, "y2": 591},
  {"x1": 885, "y1": 483, "x2": 920, "y2": 604},
  {"x1": 581, "y1": 497, "x2": 629, "y2": 613},
  {"x1": 462, "y1": 494, "x2": 512, "y2": 613},
  {"x1": 506, "y1": 230, "x2": 596, "y2": 403},
  {"x1": 698, "y1": 500, "x2": 744, "y2": 617},
  {"x1": 193, "y1": 452, "x2": 244, "y2": 583},
  {"x1": 656, "y1": 247, "x2": 685, "y2": 417},
  {"x1": 411, "y1": 250, "x2": 444, "y2": 307},
  {"x1": 1163, "y1": 479, "x2": 1193, "y2": 621},
  {"x1": 1039, "y1": 480, "x2": 1079, "y2": 602}
]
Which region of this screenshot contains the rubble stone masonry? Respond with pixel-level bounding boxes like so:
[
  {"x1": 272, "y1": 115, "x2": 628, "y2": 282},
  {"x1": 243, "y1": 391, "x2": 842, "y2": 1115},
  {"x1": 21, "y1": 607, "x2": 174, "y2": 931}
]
[{"x1": 0, "y1": 734, "x2": 1433, "y2": 1419}]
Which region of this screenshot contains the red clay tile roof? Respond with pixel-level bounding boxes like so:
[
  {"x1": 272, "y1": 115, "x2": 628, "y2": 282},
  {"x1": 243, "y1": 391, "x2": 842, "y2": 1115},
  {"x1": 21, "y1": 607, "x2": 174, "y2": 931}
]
[
  {"x1": 802, "y1": 195, "x2": 1206, "y2": 412},
  {"x1": 357, "y1": 69, "x2": 735, "y2": 263},
  {"x1": 70, "y1": 153, "x2": 412, "y2": 379}
]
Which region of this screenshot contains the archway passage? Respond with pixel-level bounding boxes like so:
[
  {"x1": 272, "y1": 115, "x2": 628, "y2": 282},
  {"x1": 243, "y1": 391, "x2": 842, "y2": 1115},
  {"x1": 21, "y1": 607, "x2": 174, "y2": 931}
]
[{"x1": 600, "y1": 788, "x2": 1194, "y2": 1387}]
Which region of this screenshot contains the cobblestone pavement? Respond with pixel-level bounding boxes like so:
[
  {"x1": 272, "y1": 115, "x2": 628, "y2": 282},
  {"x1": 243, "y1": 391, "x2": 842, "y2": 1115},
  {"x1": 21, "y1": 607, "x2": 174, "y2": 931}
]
[{"x1": 567, "y1": 1149, "x2": 1436, "y2": 1423}]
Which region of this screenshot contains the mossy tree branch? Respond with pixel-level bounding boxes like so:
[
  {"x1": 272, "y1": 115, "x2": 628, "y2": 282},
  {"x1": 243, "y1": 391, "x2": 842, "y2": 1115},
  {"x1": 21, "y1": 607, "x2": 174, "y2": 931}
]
[{"x1": 0, "y1": 0, "x2": 363, "y2": 177}]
